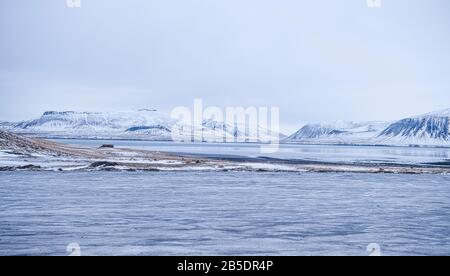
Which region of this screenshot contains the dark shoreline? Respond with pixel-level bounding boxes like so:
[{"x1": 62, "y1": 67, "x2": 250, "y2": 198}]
[
  {"x1": 10, "y1": 132, "x2": 450, "y2": 150},
  {"x1": 172, "y1": 152, "x2": 450, "y2": 169}
]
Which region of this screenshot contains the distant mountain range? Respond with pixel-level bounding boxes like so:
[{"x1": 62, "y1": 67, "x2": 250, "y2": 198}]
[
  {"x1": 0, "y1": 110, "x2": 283, "y2": 143},
  {"x1": 374, "y1": 109, "x2": 450, "y2": 146},
  {"x1": 1, "y1": 108, "x2": 450, "y2": 147},
  {"x1": 286, "y1": 109, "x2": 450, "y2": 147}
]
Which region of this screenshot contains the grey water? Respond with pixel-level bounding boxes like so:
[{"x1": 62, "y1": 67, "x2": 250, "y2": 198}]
[
  {"x1": 0, "y1": 171, "x2": 449, "y2": 256},
  {"x1": 50, "y1": 139, "x2": 450, "y2": 165}
]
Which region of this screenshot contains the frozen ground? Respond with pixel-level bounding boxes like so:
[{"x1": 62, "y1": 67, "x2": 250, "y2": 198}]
[{"x1": 0, "y1": 171, "x2": 449, "y2": 256}]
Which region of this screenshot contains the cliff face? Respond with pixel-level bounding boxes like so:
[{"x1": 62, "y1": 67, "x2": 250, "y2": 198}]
[{"x1": 379, "y1": 117, "x2": 450, "y2": 141}]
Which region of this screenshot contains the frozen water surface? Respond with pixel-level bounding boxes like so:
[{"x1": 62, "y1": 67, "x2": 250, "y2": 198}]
[
  {"x1": 0, "y1": 171, "x2": 449, "y2": 256},
  {"x1": 51, "y1": 139, "x2": 450, "y2": 165}
]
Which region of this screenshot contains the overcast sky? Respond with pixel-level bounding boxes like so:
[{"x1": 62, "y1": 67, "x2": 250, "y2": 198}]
[{"x1": 1, "y1": 0, "x2": 450, "y2": 133}]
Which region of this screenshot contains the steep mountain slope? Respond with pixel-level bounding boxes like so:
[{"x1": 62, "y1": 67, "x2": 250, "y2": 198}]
[
  {"x1": 376, "y1": 109, "x2": 450, "y2": 146},
  {"x1": 286, "y1": 109, "x2": 450, "y2": 146}
]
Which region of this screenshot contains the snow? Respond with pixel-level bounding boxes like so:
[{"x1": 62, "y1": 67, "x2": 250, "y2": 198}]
[
  {"x1": 286, "y1": 109, "x2": 450, "y2": 147},
  {"x1": 417, "y1": 108, "x2": 450, "y2": 118},
  {"x1": 4, "y1": 107, "x2": 450, "y2": 147},
  {"x1": 287, "y1": 121, "x2": 389, "y2": 141},
  {"x1": 242, "y1": 162, "x2": 307, "y2": 172},
  {"x1": 12, "y1": 110, "x2": 173, "y2": 140},
  {"x1": 376, "y1": 111, "x2": 450, "y2": 146},
  {"x1": 3, "y1": 110, "x2": 282, "y2": 143}
]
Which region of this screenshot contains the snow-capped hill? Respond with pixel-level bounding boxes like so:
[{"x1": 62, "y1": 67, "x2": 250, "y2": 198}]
[
  {"x1": 17, "y1": 110, "x2": 171, "y2": 132},
  {"x1": 288, "y1": 124, "x2": 345, "y2": 140},
  {"x1": 8, "y1": 110, "x2": 175, "y2": 140},
  {"x1": 201, "y1": 118, "x2": 240, "y2": 138},
  {"x1": 171, "y1": 118, "x2": 283, "y2": 142},
  {"x1": 2, "y1": 110, "x2": 283, "y2": 142},
  {"x1": 377, "y1": 110, "x2": 450, "y2": 146},
  {"x1": 287, "y1": 121, "x2": 388, "y2": 143},
  {"x1": 379, "y1": 117, "x2": 449, "y2": 140}
]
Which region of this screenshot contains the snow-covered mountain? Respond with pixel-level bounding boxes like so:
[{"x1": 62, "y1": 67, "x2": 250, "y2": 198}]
[
  {"x1": 9, "y1": 110, "x2": 174, "y2": 140},
  {"x1": 286, "y1": 121, "x2": 389, "y2": 144},
  {"x1": 286, "y1": 109, "x2": 450, "y2": 147},
  {"x1": 5, "y1": 108, "x2": 450, "y2": 146},
  {"x1": 193, "y1": 118, "x2": 284, "y2": 142},
  {"x1": 376, "y1": 109, "x2": 450, "y2": 146},
  {"x1": 1, "y1": 110, "x2": 283, "y2": 142}
]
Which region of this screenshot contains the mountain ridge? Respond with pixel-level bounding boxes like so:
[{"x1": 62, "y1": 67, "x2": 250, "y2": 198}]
[
  {"x1": 1, "y1": 110, "x2": 283, "y2": 142},
  {"x1": 286, "y1": 109, "x2": 450, "y2": 146},
  {"x1": 3, "y1": 108, "x2": 450, "y2": 146}
]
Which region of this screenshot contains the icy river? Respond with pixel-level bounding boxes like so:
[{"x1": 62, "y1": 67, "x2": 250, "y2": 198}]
[
  {"x1": 51, "y1": 139, "x2": 450, "y2": 165},
  {"x1": 1, "y1": 171, "x2": 449, "y2": 256}
]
